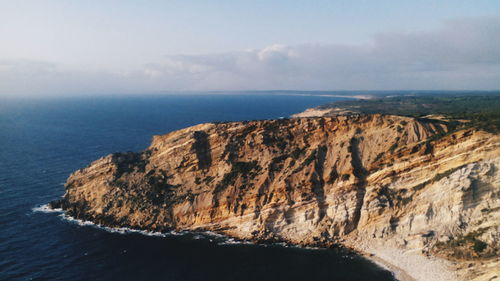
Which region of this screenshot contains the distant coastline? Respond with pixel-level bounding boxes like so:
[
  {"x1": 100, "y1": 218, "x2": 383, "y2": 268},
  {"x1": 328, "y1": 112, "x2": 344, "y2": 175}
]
[{"x1": 272, "y1": 93, "x2": 374, "y2": 99}]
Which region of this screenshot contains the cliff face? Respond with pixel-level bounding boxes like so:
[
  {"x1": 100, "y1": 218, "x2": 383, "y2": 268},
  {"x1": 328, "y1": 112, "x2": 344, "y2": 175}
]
[{"x1": 54, "y1": 114, "x2": 499, "y2": 280}]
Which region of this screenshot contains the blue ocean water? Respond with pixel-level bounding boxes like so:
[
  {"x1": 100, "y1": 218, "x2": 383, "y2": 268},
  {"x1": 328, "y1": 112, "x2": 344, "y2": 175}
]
[{"x1": 0, "y1": 94, "x2": 397, "y2": 281}]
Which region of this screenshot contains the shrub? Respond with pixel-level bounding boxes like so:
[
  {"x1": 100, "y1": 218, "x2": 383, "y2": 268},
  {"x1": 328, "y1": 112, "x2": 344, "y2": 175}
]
[{"x1": 473, "y1": 239, "x2": 487, "y2": 253}]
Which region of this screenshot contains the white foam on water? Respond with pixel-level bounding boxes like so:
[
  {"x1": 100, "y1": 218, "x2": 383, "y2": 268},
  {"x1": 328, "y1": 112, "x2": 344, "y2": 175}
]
[
  {"x1": 217, "y1": 238, "x2": 254, "y2": 246},
  {"x1": 59, "y1": 213, "x2": 169, "y2": 237},
  {"x1": 32, "y1": 204, "x2": 63, "y2": 213},
  {"x1": 54, "y1": 210, "x2": 223, "y2": 240},
  {"x1": 168, "y1": 230, "x2": 184, "y2": 236}
]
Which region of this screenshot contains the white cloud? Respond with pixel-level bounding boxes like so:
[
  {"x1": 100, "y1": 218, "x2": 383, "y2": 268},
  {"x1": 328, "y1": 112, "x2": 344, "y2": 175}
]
[
  {"x1": 257, "y1": 44, "x2": 297, "y2": 63},
  {"x1": 1, "y1": 17, "x2": 500, "y2": 96}
]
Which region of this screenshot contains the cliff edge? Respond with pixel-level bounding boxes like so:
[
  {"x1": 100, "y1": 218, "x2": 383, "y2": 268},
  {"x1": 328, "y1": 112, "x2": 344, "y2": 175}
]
[{"x1": 52, "y1": 114, "x2": 499, "y2": 281}]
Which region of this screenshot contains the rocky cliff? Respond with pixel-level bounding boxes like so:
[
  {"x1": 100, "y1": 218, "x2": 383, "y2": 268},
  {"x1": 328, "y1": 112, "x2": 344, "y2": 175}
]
[{"x1": 52, "y1": 114, "x2": 499, "y2": 281}]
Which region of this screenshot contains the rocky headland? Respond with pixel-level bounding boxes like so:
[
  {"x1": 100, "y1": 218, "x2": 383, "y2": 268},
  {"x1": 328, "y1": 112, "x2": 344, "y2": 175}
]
[{"x1": 51, "y1": 114, "x2": 499, "y2": 281}]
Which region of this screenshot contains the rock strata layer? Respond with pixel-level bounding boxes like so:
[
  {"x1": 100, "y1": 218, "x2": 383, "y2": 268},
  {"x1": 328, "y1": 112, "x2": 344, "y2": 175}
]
[{"x1": 53, "y1": 114, "x2": 499, "y2": 281}]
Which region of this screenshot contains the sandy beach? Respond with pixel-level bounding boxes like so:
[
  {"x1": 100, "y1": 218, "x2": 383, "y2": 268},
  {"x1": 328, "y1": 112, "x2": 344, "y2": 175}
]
[
  {"x1": 291, "y1": 108, "x2": 333, "y2": 117},
  {"x1": 357, "y1": 245, "x2": 460, "y2": 281}
]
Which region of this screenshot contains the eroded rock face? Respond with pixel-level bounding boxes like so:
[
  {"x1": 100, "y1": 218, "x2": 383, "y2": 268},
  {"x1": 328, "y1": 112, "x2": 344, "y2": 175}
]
[{"x1": 53, "y1": 114, "x2": 499, "y2": 279}]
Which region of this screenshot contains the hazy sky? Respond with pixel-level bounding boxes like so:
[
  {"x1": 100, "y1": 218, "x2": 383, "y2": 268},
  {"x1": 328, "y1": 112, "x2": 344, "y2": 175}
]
[{"x1": 1, "y1": 0, "x2": 500, "y2": 96}]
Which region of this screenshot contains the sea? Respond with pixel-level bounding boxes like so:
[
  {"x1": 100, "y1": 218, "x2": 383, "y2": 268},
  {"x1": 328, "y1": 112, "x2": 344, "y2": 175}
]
[{"x1": 0, "y1": 94, "x2": 397, "y2": 281}]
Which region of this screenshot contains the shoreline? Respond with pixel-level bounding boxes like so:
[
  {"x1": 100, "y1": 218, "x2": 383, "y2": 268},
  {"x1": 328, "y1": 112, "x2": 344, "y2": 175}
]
[
  {"x1": 352, "y1": 244, "x2": 460, "y2": 281},
  {"x1": 359, "y1": 250, "x2": 418, "y2": 281}
]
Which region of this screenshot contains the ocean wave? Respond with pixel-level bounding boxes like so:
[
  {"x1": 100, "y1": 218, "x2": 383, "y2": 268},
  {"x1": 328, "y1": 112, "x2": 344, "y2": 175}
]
[
  {"x1": 59, "y1": 213, "x2": 169, "y2": 237},
  {"x1": 57, "y1": 214, "x2": 258, "y2": 246},
  {"x1": 216, "y1": 236, "x2": 254, "y2": 246},
  {"x1": 32, "y1": 204, "x2": 63, "y2": 213}
]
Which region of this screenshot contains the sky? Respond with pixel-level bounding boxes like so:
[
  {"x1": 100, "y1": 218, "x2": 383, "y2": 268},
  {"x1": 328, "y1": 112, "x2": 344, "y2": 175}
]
[{"x1": 1, "y1": 0, "x2": 500, "y2": 97}]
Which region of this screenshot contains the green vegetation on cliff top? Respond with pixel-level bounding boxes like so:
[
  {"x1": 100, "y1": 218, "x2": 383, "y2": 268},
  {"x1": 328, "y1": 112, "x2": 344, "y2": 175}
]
[{"x1": 318, "y1": 95, "x2": 500, "y2": 133}]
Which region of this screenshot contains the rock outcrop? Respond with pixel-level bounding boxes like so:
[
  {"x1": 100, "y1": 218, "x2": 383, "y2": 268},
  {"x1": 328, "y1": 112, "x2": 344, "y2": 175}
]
[{"x1": 52, "y1": 114, "x2": 499, "y2": 281}]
